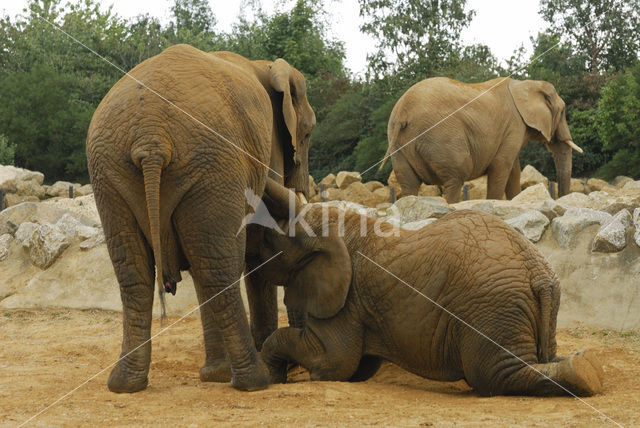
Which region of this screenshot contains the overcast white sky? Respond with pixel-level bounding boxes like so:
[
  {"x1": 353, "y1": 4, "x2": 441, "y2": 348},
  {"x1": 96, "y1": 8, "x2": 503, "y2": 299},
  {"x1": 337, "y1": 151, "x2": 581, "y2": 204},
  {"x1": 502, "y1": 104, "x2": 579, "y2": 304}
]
[{"x1": 2, "y1": 0, "x2": 548, "y2": 75}]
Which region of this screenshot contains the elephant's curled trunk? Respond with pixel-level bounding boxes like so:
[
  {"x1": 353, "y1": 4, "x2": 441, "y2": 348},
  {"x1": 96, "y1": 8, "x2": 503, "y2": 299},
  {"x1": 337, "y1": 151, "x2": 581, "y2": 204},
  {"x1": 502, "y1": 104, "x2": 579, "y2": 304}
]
[{"x1": 141, "y1": 156, "x2": 167, "y2": 322}]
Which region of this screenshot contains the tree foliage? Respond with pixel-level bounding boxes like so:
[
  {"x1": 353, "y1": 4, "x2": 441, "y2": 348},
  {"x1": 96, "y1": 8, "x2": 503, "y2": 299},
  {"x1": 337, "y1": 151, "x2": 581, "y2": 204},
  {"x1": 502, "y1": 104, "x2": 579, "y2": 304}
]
[
  {"x1": 540, "y1": 0, "x2": 640, "y2": 73},
  {"x1": 1, "y1": 0, "x2": 639, "y2": 184}
]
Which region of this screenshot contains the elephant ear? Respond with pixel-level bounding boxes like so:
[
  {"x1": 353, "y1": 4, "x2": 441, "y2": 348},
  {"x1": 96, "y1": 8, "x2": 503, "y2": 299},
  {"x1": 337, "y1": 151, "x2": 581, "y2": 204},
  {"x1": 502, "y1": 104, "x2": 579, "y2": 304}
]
[
  {"x1": 508, "y1": 80, "x2": 554, "y2": 142},
  {"x1": 269, "y1": 58, "x2": 298, "y2": 158},
  {"x1": 284, "y1": 222, "x2": 352, "y2": 319}
]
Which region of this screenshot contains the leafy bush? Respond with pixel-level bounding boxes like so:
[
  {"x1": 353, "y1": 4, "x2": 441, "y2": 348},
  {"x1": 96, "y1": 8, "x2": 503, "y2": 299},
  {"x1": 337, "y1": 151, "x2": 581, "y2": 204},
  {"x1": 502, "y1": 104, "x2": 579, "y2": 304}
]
[
  {"x1": 596, "y1": 63, "x2": 640, "y2": 179},
  {"x1": 0, "y1": 134, "x2": 15, "y2": 165}
]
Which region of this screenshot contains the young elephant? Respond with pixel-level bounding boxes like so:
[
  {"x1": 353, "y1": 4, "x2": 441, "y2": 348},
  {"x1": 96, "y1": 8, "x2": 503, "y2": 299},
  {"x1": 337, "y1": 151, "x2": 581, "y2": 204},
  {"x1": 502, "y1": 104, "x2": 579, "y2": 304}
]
[{"x1": 255, "y1": 180, "x2": 604, "y2": 396}]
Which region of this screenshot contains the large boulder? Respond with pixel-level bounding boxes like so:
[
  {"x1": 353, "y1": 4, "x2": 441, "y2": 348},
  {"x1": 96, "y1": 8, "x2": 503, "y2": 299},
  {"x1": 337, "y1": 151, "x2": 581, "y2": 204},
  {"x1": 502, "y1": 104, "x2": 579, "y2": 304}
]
[
  {"x1": 462, "y1": 175, "x2": 487, "y2": 200},
  {"x1": 613, "y1": 176, "x2": 634, "y2": 188},
  {"x1": 317, "y1": 200, "x2": 377, "y2": 218},
  {"x1": 309, "y1": 186, "x2": 343, "y2": 203},
  {"x1": 634, "y1": 208, "x2": 640, "y2": 248},
  {"x1": 505, "y1": 210, "x2": 550, "y2": 242},
  {"x1": 569, "y1": 178, "x2": 588, "y2": 194},
  {"x1": 335, "y1": 171, "x2": 362, "y2": 189},
  {"x1": 418, "y1": 184, "x2": 441, "y2": 197},
  {"x1": 556, "y1": 192, "x2": 591, "y2": 209},
  {"x1": 586, "y1": 178, "x2": 614, "y2": 193},
  {"x1": 45, "y1": 181, "x2": 82, "y2": 198},
  {"x1": 391, "y1": 196, "x2": 453, "y2": 223},
  {"x1": 15, "y1": 179, "x2": 46, "y2": 199},
  {"x1": 4, "y1": 194, "x2": 40, "y2": 207},
  {"x1": 387, "y1": 171, "x2": 402, "y2": 197},
  {"x1": 371, "y1": 186, "x2": 391, "y2": 206},
  {"x1": 75, "y1": 184, "x2": 93, "y2": 197},
  {"x1": 342, "y1": 182, "x2": 374, "y2": 205},
  {"x1": 0, "y1": 165, "x2": 45, "y2": 192},
  {"x1": 512, "y1": 183, "x2": 552, "y2": 203},
  {"x1": 364, "y1": 181, "x2": 384, "y2": 193},
  {"x1": 0, "y1": 233, "x2": 12, "y2": 261},
  {"x1": 401, "y1": 218, "x2": 437, "y2": 230},
  {"x1": 520, "y1": 165, "x2": 548, "y2": 189},
  {"x1": 25, "y1": 223, "x2": 70, "y2": 269},
  {"x1": 551, "y1": 208, "x2": 613, "y2": 248},
  {"x1": 318, "y1": 173, "x2": 337, "y2": 189},
  {"x1": 592, "y1": 209, "x2": 632, "y2": 253}
]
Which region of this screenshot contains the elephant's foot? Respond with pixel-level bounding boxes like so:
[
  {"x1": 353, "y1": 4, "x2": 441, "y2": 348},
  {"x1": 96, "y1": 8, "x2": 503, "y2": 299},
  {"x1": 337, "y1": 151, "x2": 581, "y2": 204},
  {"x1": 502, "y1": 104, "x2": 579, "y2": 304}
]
[
  {"x1": 557, "y1": 350, "x2": 604, "y2": 396},
  {"x1": 230, "y1": 359, "x2": 271, "y2": 391},
  {"x1": 107, "y1": 363, "x2": 148, "y2": 393},
  {"x1": 199, "y1": 360, "x2": 232, "y2": 382}
]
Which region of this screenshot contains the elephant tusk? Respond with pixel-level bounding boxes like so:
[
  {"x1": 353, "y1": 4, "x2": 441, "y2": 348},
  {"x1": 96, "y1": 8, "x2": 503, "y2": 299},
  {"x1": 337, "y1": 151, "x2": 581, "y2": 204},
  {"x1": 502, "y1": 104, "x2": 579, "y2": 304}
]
[
  {"x1": 296, "y1": 192, "x2": 308, "y2": 204},
  {"x1": 565, "y1": 140, "x2": 583, "y2": 154}
]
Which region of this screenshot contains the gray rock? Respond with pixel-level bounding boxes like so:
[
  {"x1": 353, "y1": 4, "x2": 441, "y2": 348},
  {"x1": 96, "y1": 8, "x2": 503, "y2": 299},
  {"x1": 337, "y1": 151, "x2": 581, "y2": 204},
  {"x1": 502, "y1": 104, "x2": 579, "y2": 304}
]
[
  {"x1": 505, "y1": 210, "x2": 550, "y2": 242},
  {"x1": 46, "y1": 181, "x2": 81, "y2": 198},
  {"x1": 0, "y1": 233, "x2": 12, "y2": 261},
  {"x1": 335, "y1": 171, "x2": 362, "y2": 189},
  {"x1": 592, "y1": 209, "x2": 632, "y2": 253},
  {"x1": 392, "y1": 196, "x2": 453, "y2": 223},
  {"x1": 56, "y1": 213, "x2": 101, "y2": 242},
  {"x1": 79, "y1": 232, "x2": 105, "y2": 250},
  {"x1": 318, "y1": 173, "x2": 337, "y2": 189},
  {"x1": 15, "y1": 180, "x2": 46, "y2": 199},
  {"x1": 27, "y1": 223, "x2": 70, "y2": 269},
  {"x1": 613, "y1": 176, "x2": 634, "y2": 188},
  {"x1": 512, "y1": 183, "x2": 551, "y2": 202},
  {"x1": 551, "y1": 208, "x2": 613, "y2": 248},
  {"x1": 520, "y1": 165, "x2": 548, "y2": 190},
  {"x1": 401, "y1": 218, "x2": 438, "y2": 230},
  {"x1": 75, "y1": 184, "x2": 93, "y2": 197},
  {"x1": 317, "y1": 200, "x2": 377, "y2": 218},
  {"x1": 633, "y1": 208, "x2": 640, "y2": 248},
  {"x1": 15, "y1": 222, "x2": 38, "y2": 247},
  {"x1": 556, "y1": 192, "x2": 591, "y2": 209}
]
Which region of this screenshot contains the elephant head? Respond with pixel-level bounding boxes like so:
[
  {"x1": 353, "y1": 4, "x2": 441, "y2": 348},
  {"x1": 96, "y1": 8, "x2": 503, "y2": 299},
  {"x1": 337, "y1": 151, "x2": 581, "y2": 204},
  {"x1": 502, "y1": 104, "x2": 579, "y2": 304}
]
[
  {"x1": 267, "y1": 59, "x2": 316, "y2": 200},
  {"x1": 208, "y1": 52, "x2": 316, "y2": 199},
  {"x1": 509, "y1": 80, "x2": 583, "y2": 197},
  {"x1": 258, "y1": 179, "x2": 352, "y2": 319}
]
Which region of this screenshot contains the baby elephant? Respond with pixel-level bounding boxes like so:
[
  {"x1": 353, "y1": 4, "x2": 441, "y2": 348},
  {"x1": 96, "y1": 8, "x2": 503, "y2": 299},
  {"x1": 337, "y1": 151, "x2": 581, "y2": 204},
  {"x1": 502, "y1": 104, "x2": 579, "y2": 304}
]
[{"x1": 254, "y1": 180, "x2": 604, "y2": 397}]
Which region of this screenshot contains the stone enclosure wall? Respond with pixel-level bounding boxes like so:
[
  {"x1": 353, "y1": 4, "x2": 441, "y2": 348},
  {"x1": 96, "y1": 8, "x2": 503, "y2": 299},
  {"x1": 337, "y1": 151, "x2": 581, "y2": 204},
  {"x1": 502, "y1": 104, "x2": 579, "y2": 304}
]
[{"x1": 0, "y1": 164, "x2": 639, "y2": 329}]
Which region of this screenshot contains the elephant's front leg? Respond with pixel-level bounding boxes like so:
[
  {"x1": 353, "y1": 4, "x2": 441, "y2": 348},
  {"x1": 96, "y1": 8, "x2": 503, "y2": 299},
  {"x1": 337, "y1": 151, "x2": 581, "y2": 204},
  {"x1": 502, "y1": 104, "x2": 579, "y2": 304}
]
[
  {"x1": 505, "y1": 156, "x2": 522, "y2": 199},
  {"x1": 262, "y1": 326, "x2": 363, "y2": 383},
  {"x1": 244, "y1": 271, "x2": 278, "y2": 349},
  {"x1": 98, "y1": 190, "x2": 155, "y2": 393}
]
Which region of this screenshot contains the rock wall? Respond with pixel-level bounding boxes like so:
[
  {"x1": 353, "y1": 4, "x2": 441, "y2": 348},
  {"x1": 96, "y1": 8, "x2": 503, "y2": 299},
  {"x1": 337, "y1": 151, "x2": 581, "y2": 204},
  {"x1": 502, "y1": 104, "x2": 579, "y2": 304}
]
[{"x1": 0, "y1": 164, "x2": 639, "y2": 329}]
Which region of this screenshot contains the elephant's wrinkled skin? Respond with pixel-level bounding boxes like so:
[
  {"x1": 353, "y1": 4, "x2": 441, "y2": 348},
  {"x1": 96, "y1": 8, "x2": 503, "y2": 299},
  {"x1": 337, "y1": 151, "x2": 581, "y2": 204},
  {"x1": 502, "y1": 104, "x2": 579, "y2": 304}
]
[
  {"x1": 381, "y1": 77, "x2": 583, "y2": 203},
  {"x1": 257, "y1": 182, "x2": 604, "y2": 396},
  {"x1": 86, "y1": 44, "x2": 314, "y2": 393}
]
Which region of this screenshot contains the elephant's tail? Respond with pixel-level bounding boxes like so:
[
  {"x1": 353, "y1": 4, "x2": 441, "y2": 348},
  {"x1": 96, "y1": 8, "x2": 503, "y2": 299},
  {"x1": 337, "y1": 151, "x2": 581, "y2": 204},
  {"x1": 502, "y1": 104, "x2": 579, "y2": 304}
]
[
  {"x1": 140, "y1": 155, "x2": 168, "y2": 323},
  {"x1": 532, "y1": 274, "x2": 559, "y2": 364},
  {"x1": 379, "y1": 108, "x2": 408, "y2": 172}
]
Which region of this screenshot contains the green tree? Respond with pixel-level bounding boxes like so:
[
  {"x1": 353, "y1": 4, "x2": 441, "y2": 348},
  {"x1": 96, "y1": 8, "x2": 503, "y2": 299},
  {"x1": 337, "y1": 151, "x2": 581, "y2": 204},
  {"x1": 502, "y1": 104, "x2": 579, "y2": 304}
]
[
  {"x1": 596, "y1": 63, "x2": 640, "y2": 179},
  {"x1": 0, "y1": 135, "x2": 16, "y2": 165},
  {"x1": 165, "y1": 0, "x2": 219, "y2": 50},
  {"x1": 359, "y1": 0, "x2": 474, "y2": 82},
  {"x1": 540, "y1": 0, "x2": 640, "y2": 73}
]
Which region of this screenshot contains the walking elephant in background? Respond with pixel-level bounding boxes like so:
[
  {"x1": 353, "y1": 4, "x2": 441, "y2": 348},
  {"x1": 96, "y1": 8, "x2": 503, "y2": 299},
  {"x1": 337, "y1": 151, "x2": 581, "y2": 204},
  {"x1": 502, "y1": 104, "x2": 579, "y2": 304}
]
[
  {"x1": 86, "y1": 44, "x2": 315, "y2": 393},
  {"x1": 255, "y1": 180, "x2": 604, "y2": 397},
  {"x1": 380, "y1": 77, "x2": 583, "y2": 203}
]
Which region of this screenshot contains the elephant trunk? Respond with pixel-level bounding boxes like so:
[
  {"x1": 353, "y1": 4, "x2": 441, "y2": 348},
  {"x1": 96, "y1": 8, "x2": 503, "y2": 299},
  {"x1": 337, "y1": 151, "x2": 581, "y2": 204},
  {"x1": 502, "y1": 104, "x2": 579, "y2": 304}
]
[{"x1": 552, "y1": 142, "x2": 572, "y2": 198}]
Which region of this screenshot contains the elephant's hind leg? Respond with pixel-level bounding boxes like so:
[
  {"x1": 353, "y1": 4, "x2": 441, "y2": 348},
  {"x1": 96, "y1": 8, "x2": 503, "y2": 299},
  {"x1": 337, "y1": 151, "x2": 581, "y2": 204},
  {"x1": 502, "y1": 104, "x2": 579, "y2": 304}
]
[
  {"x1": 96, "y1": 185, "x2": 155, "y2": 393},
  {"x1": 173, "y1": 186, "x2": 269, "y2": 391},
  {"x1": 467, "y1": 349, "x2": 604, "y2": 397},
  {"x1": 392, "y1": 153, "x2": 421, "y2": 197}
]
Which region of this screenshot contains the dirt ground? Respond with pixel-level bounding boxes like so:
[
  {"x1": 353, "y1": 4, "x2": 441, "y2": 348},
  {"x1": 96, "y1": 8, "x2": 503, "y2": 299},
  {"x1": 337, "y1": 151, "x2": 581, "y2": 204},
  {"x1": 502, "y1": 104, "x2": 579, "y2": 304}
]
[{"x1": 1, "y1": 309, "x2": 639, "y2": 427}]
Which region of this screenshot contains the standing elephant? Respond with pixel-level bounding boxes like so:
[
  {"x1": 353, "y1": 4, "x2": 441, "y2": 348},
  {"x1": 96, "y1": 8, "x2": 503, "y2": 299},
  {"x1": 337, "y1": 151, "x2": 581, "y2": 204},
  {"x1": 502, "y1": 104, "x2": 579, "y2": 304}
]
[
  {"x1": 86, "y1": 44, "x2": 315, "y2": 393},
  {"x1": 380, "y1": 77, "x2": 583, "y2": 203},
  {"x1": 256, "y1": 180, "x2": 604, "y2": 396}
]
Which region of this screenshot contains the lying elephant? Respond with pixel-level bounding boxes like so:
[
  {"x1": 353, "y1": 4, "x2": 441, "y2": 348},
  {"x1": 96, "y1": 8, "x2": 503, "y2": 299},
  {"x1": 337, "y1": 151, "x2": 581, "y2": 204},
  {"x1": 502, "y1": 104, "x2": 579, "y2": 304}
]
[
  {"x1": 380, "y1": 77, "x2": 583, "y2": 203},
  {"x1": 254, "y1": 180, "x2": 604, "y2": 396}
]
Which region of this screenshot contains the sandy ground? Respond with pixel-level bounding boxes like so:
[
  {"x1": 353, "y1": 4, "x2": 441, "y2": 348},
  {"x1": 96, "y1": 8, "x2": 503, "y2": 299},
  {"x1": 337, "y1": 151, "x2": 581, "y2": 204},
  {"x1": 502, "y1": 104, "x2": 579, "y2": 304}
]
[{"x1": 1, "y1": 309, "x2": 639, "y2": 427}]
